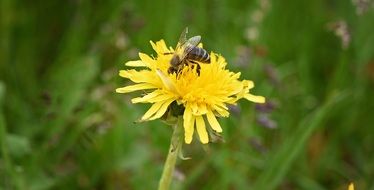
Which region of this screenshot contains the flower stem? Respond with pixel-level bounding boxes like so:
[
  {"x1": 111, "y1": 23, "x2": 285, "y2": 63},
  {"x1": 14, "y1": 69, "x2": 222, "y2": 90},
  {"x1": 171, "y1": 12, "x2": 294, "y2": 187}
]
[{"x1": 158, "y1": 117, "x2": 183, "y2": 190}]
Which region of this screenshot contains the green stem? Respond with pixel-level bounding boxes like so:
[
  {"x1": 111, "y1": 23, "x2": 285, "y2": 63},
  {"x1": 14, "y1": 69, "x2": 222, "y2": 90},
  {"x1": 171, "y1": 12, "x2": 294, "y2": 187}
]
[{"x1": 158, "y1": 117, "x2": 183, "y2": 190}]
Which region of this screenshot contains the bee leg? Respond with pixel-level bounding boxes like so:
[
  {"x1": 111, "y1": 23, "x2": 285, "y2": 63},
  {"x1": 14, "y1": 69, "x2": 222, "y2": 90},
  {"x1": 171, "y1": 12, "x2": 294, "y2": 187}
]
[
  {"x1": 189, "y1": 60, "x2": 201, "y2": 75},
  {"x1": 168, "y1": 67, "x2": 177, "y2": 74},
  {"x1": 163, "y1": 52, "x2": 173, "y2": 55},
  {"x1": 168, "y1": 67, "x2": 183, "y2": 76}
]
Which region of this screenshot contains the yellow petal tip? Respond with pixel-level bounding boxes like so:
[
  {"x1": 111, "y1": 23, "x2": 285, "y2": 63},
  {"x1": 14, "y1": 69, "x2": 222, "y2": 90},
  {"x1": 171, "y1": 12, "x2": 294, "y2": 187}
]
[
  {"x1": 348, "y1": 183, "x2": 354, "y2": 190},
  {"x1": 244, "y1": 94, "x2": 266, "y2": 103},
  {"x1": 256, "y1": 96, "x2": 266, "y2": 103},
  {"x1": 200, "y1": 139, "x2": 209, "y2": 144},
  {"x1": 185, "y1": 137, "x2": 192, "y2": 144},
  {"x1": 115, "y1": 88, "x2": 126, "y2": 93}
]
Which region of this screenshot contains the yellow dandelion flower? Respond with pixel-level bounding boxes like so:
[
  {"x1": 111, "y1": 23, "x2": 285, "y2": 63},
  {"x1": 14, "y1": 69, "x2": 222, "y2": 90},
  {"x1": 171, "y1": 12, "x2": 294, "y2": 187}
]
[
  {"x1": 116, "y1": 39, "x2": 265, "y2": 144},
  {"x1": 348, "y1": 183, "x2": 354, "y2": 190}
]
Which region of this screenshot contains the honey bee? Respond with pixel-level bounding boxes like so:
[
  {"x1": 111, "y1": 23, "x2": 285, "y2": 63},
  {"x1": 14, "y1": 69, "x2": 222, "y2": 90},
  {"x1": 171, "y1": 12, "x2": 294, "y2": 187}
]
[{"x1": 166, "y1": 28, "x2": 210, "y2": 74}]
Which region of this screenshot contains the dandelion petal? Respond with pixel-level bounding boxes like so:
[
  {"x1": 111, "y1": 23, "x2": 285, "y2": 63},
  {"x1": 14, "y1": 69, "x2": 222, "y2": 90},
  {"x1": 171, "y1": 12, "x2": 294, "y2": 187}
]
[
  {"x1": 243, "y1": 80, "x2": 254, "y2": 89},
  {"x1": 191, "y1": 102, "x2": 199, "y2": 115},
  {"x1": 131, "y1": 91, "x2": 161, "y2": 103},
  {"x1": 151, "y1": 40, "x2": 169, "y2": 55},
  {"x1": 148, "y1": 93, "x2": 175, "y2": 103},
  {"x1": 138, "y1": 53, "x2": 153, "y2": 67},
  {"x1": 206, "y1": 110, "x2": 222, "y2": 132},
  {"x1": 132, "y1": 92, "x2": 174, "y2": 104},
  {"x1": 183, "y1": 105, "x2": 194, "y2": 144},
  {"x1": 116, "y1": 83, "x2": 156, "y2": 93},
  {"x1": 149, "y1": 99, "x2": 174, "y2": 120},
  {"x1": 125, "y1": 60, "x2": 147, "y2": 67},
  {"x1": 156, "y1": 69, "x2": 178, "y2": 93},
  {"x1": 120, "y1": 70, "x2": 156, "y2": 84},
  {"x1": 212, "y1": 104, "x2": 230, "y2": 117},
  {"x1": 244, "y1": 94, "x2": 266, "y2": 103},
  {"x1": 196, "y1": 116, "x2": 209, "y2": 144},
  {"x1": 141, "y1": 101, "x2": 164, "y2": 120},
  {"x1": 348, "y1": 183, "x2": 354, "y2": 190}
]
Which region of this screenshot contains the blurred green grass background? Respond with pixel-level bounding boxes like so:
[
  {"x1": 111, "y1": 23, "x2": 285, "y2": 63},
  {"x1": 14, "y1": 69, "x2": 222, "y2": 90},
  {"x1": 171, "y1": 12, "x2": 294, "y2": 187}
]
[{"x1": 1, "y1": 0, "x2": 373, "y2": 189}]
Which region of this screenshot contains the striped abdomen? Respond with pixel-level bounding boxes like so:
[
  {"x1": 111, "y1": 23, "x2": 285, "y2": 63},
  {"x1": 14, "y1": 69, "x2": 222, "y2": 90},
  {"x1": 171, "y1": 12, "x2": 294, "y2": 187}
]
[{"x1": 186, "y1": 47, "x2": 210, "y2": 63}]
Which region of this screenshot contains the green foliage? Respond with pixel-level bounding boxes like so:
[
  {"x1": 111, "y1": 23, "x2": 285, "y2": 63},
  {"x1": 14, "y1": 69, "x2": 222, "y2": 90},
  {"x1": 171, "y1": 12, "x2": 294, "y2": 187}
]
[{"x1": 1, "y1": 0, "x2": 373, "y2": 189}]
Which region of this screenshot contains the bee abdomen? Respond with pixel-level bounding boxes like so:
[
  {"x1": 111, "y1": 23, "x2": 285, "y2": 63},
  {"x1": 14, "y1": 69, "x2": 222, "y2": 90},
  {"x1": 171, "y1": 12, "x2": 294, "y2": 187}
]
[{"x1": 187, "y1": 47, "x2": 210, "y2": 63}]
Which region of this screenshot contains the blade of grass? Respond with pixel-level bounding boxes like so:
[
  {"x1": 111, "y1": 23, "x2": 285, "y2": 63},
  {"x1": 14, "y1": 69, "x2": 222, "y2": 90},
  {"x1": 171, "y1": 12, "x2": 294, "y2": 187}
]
[{"x1": 0, "y1": 82, "x2": 22, "y2": 189}]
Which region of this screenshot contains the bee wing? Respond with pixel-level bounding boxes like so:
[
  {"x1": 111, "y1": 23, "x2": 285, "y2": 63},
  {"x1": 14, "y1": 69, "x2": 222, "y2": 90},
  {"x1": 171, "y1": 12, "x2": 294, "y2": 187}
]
[
  {"x1": 180, "y1": 35, "x2": 201, "y2": 61},
  {"x1": 175, "y1": 27, "x2": 188, "y2": 55}
]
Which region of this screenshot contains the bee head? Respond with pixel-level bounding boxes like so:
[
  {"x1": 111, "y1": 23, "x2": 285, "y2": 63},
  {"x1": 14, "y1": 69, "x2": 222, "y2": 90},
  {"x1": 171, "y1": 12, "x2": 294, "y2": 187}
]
[{"x1": 170, "y1": 55, "x2": 180, "y2": 66}]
